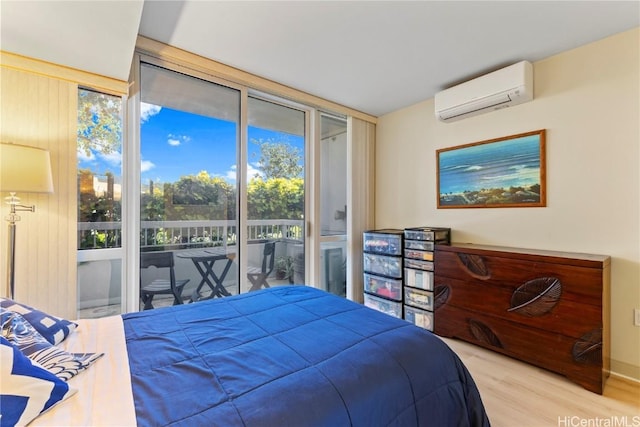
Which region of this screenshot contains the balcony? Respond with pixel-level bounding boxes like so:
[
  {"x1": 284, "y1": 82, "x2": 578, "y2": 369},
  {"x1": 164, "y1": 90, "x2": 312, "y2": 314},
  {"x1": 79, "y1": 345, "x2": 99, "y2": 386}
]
[{"x1": 77, "y1": 219, "x2": 305, "y2": 317}]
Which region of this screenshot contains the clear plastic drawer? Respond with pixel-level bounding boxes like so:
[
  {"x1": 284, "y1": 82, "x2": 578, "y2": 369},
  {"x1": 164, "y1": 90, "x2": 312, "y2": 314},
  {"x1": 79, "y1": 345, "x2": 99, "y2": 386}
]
[
  {"x1": 364, "y1": 293, "x2": 402, "y2": 318},
  {"x1": 404, "y1": 305, "x2": 434, "y2": 331},
  {"x1": 404, "y1": 287, "x2": 434, "y2": 311},
  {"x1": 404, "y1": 240, "x2": 435, "y2": 251},
  {"x1": 404, "y1": 258, "x2": 433, "y2": 272},
  {"x1": 404, "y1": 227, "x2": 450, "y2": 242},
  {"x1": 363, "y1": 230, "x2": 403, "y2": 256},
  {"x1": 364, "y1": 273, "x2": 402, "y2": 301},
  {"x1": 404, "y1": 268, "x2": 433, "y2": 291},
  {"x1": 363, "y1": 253, "x2": 402, "y2": 278},
  {"x1": 404, "y1": 249, "x2": 434, "y2": 261}
]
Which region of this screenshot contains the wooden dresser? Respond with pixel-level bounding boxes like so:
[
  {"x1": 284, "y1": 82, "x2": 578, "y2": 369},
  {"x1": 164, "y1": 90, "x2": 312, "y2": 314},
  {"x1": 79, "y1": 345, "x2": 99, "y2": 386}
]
[{"x1": 433, "y1": 243, "x2": 610, "y2": 394}]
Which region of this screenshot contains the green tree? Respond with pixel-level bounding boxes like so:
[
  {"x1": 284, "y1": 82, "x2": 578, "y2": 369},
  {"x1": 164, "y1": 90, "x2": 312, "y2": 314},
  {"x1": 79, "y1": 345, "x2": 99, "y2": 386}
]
[
  {"x1": 247, "y1": 177, "x2": 304, "y2": 220},
  {"x1": 166, "y1": 171, "x2": 235, "y2": 220},
  {"x1": 77, "y1": 89, "x2": 122, "y2": 156},
  {"x1": 252, "y1": 138, "x2": 303, "y2": 179}
]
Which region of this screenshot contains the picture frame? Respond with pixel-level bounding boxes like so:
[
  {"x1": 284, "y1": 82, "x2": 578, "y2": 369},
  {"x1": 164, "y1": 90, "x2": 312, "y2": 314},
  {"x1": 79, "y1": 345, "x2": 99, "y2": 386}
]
[{"x1": 436, "y1": 130, "x2": 546, "y2": 209}]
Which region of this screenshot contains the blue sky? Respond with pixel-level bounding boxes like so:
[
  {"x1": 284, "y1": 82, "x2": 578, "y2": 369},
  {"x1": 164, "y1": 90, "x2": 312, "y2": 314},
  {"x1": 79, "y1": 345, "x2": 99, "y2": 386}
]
[{"x1": 78, "y1": 103, "x2": 304, "y2": 184}]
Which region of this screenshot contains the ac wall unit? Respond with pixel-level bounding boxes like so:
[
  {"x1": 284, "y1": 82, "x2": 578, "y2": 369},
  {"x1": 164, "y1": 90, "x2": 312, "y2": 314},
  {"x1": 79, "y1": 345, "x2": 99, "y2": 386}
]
[{"x1": 434, "y1": 61, "x2": 533, "y2": 123}]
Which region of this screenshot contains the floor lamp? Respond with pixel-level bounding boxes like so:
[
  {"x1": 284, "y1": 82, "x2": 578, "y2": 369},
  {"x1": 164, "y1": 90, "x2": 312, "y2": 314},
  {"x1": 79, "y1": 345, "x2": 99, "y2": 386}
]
[{"x1": 0, "y1": 143, "x2": 54, "y2": 299}]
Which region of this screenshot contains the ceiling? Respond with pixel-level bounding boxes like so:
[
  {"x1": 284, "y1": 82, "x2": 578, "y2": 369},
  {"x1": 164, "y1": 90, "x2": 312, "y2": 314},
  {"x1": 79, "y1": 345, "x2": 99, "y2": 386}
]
[{"x1": 1, "y1": 1, "x2": 638, "y2": 117}]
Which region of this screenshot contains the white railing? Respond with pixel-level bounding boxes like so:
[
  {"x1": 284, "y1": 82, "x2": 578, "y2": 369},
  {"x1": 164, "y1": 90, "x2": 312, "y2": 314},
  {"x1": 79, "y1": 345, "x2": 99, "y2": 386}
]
[{"x1": 78, "y1": 219, "x2": 304, "y2": 250}]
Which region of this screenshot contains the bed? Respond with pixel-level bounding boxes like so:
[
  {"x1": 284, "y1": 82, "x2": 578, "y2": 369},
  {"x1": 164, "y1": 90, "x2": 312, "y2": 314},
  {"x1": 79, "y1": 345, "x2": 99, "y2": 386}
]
[{"x1": 9, "y1": 286, "x2": 489, "y2": 426}]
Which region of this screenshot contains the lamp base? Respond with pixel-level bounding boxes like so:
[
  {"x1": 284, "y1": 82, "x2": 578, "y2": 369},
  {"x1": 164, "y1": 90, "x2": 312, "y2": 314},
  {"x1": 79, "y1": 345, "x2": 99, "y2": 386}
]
[
  {"x1": 6, "y1": 222, "x2": 16, "y2": 299},
  {"x1": 4, "y1": 192, "x2": 34, "y2": 299}
]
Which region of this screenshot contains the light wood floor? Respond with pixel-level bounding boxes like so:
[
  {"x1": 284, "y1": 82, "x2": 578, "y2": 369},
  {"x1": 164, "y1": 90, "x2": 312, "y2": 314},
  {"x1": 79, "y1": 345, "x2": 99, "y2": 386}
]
[{"x1": 442, "y1": 338, "x2": 640, "y2": 426}]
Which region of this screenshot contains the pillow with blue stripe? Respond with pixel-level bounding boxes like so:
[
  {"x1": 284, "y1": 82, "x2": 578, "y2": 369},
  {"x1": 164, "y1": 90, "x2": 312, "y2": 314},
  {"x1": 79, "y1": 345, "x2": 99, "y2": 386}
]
[
  {"x1": 1, "y1": 309, "x2": 103, "y2": 382},
  {"x1": 0, "y1": 336, "x2": 76, "y2": 427},
  {"x1": 0, "y1": 298, "x2": 77, "y2": 345}
]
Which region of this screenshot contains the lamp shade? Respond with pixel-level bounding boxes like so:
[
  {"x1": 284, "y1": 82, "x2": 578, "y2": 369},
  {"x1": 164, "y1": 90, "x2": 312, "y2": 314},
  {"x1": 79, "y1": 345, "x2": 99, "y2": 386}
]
[{"x1": 0, "y1": 143, "x2": 54, "y2": 193}]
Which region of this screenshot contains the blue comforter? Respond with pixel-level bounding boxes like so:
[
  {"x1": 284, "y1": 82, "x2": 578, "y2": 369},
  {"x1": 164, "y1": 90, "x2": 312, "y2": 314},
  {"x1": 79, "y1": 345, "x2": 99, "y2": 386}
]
[{"x1": 123, "y1": 286, "x2": 489, "y2": 426}]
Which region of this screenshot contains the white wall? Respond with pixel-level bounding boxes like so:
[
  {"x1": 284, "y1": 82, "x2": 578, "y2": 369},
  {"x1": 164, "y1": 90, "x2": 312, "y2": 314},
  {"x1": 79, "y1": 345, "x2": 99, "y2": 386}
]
[{"x1": 375, "y1": 28, "x2": 639, "y2": 380}]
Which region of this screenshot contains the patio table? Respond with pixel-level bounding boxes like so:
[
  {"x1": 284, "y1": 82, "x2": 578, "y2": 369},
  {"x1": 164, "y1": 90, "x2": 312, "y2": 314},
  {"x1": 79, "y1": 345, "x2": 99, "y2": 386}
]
[{"x1": 176, "y1": 248, "x2": 236, "y2": 301}]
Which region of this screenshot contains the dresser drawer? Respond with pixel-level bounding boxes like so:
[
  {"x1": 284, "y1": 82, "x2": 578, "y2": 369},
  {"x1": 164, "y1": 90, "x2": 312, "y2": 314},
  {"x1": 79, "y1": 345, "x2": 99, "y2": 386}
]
[
  {"x1": 433, "y1": 277, "x2": 602, "y2": 339},
  {"x1": 434, "y1": 303, "x2": 604, "y2": 394},
  {"x1": 435, "y1": 249, "x2": 604, "y2": 304}
]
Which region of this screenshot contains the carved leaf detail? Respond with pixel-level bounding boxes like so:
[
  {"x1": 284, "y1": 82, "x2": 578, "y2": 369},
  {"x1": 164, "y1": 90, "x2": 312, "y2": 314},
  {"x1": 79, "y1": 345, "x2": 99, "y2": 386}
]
[
  {"x1": 468, "y1": 319, "x2": 503, "y2": 348},
  {"x1": 456, "y1": 253, "x2": 490, "y2": 280},
  {"x1": 507, "y1": 277, "x2": 562, "y2": 317},
  {"x1": 572, "y1": 329, "x2": 602, "y2": 364},
  {"x1": 433, "y1": 285, "x2": 450, "y2": 310}
]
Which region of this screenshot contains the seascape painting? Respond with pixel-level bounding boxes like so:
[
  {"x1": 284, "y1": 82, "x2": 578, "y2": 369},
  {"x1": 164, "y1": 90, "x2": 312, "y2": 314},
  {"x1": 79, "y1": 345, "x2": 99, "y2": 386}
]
[{"x1": 437, "y1": 130, "x2": 546, "y2": 208}]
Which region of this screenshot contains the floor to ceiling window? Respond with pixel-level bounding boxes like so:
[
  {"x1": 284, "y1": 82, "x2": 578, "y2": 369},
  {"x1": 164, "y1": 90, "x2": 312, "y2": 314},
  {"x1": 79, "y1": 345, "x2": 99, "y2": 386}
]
[
  {"x1": 76, "y1": 88, "x2": 124, "y2": 318},
  {"x1": 319, "y1": 114, "x2": 348, "y2": 296}
]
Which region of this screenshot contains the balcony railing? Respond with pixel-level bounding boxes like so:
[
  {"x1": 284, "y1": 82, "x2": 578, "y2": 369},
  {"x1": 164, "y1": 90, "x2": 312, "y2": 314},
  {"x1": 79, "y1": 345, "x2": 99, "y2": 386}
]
[{"x1": 78, "y1": 219, "x2": 304, "y2": 250}]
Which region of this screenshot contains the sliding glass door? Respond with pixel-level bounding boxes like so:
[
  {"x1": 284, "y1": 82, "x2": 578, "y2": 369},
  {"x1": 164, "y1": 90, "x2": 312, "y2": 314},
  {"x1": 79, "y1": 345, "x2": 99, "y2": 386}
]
[
  {"x1": 245, "y1": 97, "x2": 306, "y2": 292},
  {"x1": 139, "y1": 63, "x2": 240, "y2": 308},
  {"x1": 135, "y1": 63, "x2": 309, "y2": 309}
]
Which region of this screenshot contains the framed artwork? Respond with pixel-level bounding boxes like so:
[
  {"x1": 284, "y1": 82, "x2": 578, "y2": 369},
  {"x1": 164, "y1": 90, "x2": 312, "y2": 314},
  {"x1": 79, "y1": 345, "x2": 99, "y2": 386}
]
[{"x1": 437, "y1": 130, "x2": 546, "y2": 208}]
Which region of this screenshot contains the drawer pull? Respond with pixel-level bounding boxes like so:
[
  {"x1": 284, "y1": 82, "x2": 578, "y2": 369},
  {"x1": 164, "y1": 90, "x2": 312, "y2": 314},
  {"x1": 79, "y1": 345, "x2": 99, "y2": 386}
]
[
  {"x1": 468, "y1": 318, "x2": 503, "y2": 349},
  {"x1": 434, "y1": 285, "x2": 451, "y2": 310},
  {"x1": 572, "y1": 329, "x2": 602, "y2": 364},
  {"x1": 456, "y1": 253, "x2": 490, "y2": 279},
  {"x1": 507, "y1": 277, "x2": 562, "y2": 317}
]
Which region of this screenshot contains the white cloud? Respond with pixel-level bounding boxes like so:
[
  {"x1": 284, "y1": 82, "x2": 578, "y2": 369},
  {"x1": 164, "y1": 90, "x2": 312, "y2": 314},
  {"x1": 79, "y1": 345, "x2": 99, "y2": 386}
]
[
  {"x1": 141, "y1": 159, "x2": 155, "y2": 173},
  {"x1": 247, "y1": 163, "x2": 263, "y2": 180},
  {"x1": 100, "y1": 151, "x2": 122, "y2": 167},
  {"x1": 140, "y1": 102, "x2": 161, "y2": 123},
  {"x1": 225, "y1": 163, "x2": 263, "y2": 182},
  {"x1": 167, "y1": 134, "x2": 190, "y2": 146},
  {"x1": 77, "y1": 148, "x2": 95, "y2": 163}
]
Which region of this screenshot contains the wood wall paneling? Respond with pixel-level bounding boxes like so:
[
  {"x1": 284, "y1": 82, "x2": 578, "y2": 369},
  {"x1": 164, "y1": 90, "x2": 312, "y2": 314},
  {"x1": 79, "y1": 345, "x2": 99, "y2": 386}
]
[{"x1": 0, "y1": 66, "x2": 77, "y2": 319}]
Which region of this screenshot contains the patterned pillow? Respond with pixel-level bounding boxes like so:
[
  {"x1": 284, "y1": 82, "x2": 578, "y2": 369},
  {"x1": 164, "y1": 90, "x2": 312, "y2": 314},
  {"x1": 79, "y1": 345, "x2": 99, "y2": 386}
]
[
  {"x1": 0, "y1": 298, "x2": 77, "y2": 345},
  {"x1": 1, "y1": 309, "x2": 103, "y2": 381},
  {"x1": 0, "y1": 336, "x2": 76, "y2": 426}
]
